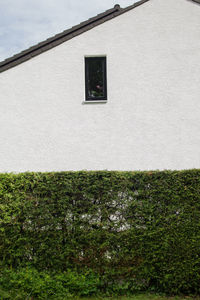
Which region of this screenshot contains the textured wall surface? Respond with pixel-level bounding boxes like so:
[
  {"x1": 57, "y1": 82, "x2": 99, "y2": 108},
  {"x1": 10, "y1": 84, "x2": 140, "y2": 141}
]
[{"x1": 0, "y1": 0, "x2": 200, "y2": 172}]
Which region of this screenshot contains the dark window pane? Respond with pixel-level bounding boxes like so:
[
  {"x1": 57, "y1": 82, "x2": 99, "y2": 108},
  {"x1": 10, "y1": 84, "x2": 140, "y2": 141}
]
[
  {"x1": 85, "y1": 57, "x2": 107, "y2": 100},
  {"x1": 88, "y1": 59, "x2": 104, "y2": 98}
]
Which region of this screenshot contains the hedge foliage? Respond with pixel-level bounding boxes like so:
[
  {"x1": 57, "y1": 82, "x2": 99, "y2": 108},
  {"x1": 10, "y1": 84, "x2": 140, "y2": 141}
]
[
  {"x1": 0, "y1": 170, "x2": 200, "y2": 295},
  {"x1": 0, "y1": 268, "x2": 100, "y2": 299}
]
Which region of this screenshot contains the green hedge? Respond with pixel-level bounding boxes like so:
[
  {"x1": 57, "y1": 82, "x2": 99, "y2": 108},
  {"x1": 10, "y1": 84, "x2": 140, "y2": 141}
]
[{"x1": 0, "y1": 170, "x2": 200, "y2": 295}]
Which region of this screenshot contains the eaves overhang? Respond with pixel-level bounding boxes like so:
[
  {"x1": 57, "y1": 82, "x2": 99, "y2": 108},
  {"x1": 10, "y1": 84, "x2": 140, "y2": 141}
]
[
  {"x1": 0, "y1": 0, "x2": 150, "y2": 73},
  {"x1": 191, "y1": 0, "x2": 200, "y2": 4}
]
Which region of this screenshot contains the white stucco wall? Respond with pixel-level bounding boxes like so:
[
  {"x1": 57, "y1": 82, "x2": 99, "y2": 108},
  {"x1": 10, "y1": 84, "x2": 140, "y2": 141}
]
[{"x1": 0, "y1": 0, "x2": 200, "y2": 172}]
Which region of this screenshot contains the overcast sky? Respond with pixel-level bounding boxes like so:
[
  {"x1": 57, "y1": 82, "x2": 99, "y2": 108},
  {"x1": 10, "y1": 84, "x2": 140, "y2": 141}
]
[{"x1": 0, "y1": 0, "x2": 137, "y2": 62}]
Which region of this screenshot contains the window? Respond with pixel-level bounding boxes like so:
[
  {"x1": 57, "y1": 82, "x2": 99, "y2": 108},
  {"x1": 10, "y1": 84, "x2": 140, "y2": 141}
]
[{"x1": 85, "y1": 57, "x2": 107, "y2": 101}]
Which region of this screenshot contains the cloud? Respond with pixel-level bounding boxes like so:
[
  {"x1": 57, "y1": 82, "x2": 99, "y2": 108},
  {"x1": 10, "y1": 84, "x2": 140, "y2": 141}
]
[{"x1": 0, "y1": 0, "x2": 136, "y2": 61}]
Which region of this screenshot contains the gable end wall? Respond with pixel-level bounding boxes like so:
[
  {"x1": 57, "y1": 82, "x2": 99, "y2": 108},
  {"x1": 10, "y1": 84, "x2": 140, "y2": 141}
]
[{"x1": 0, "y1": 0, "x2": 200, "y2": 172}]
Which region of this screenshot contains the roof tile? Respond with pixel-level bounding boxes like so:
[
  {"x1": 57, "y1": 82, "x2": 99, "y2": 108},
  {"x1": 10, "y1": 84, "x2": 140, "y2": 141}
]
[{"x1": 0, "y1": 0, "x2": 152, "y2": 73}]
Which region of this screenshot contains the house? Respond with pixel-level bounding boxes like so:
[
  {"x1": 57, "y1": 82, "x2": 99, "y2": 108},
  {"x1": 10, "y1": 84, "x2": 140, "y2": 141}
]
[{"x1": 0, "y1": 0, "x2": 200, "y2": 172}]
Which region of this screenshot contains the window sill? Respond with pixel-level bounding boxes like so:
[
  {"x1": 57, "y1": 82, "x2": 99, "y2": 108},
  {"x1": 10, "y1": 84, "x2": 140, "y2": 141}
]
[{"x1": 82, "y1": 100, "x2": 107, "y2": 104}]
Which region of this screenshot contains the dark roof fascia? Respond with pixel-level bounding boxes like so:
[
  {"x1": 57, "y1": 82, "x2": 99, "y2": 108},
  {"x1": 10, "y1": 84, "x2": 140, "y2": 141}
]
[
  {"x1": 191, "y1": 0, "x2": 200, "y2": 3},
  {"x1": 0, "y1": 0, "x2": 150, "y2": 73}
]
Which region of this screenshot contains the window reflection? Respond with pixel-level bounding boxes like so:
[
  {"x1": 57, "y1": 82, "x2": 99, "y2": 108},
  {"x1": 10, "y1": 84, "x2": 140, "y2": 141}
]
[{"x1": 85, "y1": 57, "x2": 107, "y2": 100}]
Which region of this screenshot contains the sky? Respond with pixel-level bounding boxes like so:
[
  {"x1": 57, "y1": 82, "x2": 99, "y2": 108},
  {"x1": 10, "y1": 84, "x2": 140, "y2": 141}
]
[{"x1": 0, "y1": 0, "x2": 137, "y2": 62}]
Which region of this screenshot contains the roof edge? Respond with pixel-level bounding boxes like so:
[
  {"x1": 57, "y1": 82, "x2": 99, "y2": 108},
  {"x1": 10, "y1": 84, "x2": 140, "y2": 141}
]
[
  {"x1": 190, "y1": 0, "x2": 200, "y2": 3},
  {"x1": 0, "y1": 0, "x2": 150, "y2": 73}
]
